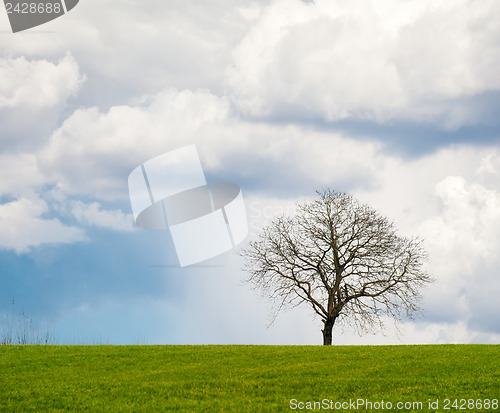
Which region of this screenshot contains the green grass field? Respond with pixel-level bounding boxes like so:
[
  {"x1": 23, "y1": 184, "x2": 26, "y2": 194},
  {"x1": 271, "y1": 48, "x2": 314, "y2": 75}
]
[{"x1": 0, "y1": 344, "x2": 498, "y2": 412}]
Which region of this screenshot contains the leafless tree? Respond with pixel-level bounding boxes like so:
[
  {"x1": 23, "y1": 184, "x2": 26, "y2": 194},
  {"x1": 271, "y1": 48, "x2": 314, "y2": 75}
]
[{"x1": 242, "y1": 189, "x2": 433, "y2": 345}]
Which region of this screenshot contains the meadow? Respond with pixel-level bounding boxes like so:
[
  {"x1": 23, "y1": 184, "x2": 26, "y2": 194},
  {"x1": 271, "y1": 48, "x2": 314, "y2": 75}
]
[{"x1": 0, "y1": 344, "x2": 498, "y2": 412}]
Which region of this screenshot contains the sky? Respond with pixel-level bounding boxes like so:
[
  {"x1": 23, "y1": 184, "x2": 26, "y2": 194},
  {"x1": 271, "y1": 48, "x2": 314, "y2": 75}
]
[{"x1": 1, "y1": 0, "x2": 499, "y2": 345}]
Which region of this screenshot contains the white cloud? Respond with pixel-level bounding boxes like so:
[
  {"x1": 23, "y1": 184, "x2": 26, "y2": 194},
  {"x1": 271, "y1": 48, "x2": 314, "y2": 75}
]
[
  {"x1": 39, "y1": 88, "x2": 388, "y2": 200},
  {"x1": 415, "y1": 171, "x2": 500, "y2": 288},
  {"x1": 0, "y1": 195, "x2": 86, "y2": 253},
  {"x1": 417, "y1": 173, "x2": 500, "y2": 331},
  {"x1": 0, "y1": 53, "x2": 85, "y2": 109},
  {"x1": 71, "y1": 201, "x2": 135, "y2": 232},
  {"x1": 0, "y1": 0, "x2": 258, "y2": 102},
  {"x1": 227, "y1": 0, "x2": 500, "y2": 126},
  {"x1": 0, "y1": 153, "x2": 47, "y2": 196},
  {"x1": 352, "y1": 146, "x2": 500, "y2": 340},
  {"x1": 38, "y1": 89, "x2": 230, "y2": 199},
  {"x1": 345, "y1": 320, "x2": 500, "y2": 345},
  {"x1": 476, "y1": 149, "x2": 500, "y2": 190},
  {"x1": 433, "y1": 175, "x2": 500, "y2": 259},
  {"x1": 237, "y1": 3, "x2": 262, "y2": 21}
]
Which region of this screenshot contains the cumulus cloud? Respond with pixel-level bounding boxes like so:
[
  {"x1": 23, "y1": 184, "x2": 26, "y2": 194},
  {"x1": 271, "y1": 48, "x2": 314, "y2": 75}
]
[
  {"x1": 0, "y1": 53, "x2": 85, "y2": 109},
  {"x1": 71, "y1": 201, "x2": 135, "y2": 232},
  {"x1": 476, "y1": 149, "x2": 500, "y2": 190},
  {"x1": 0, "y1": 195, "x2": 86, "y2": 253},
  {"x1": 417, "y1": 173, "x2": 500, "y2": 332},
  {"x1": 0, "y1": 0, "x2": 260, "y2": 105},
  {"x1": 432, "y1": 175, "x2": 500, "y2": 261},
  {"x1": 39, "y1": 88, "x2": 388, "y2": 200},
  {"x1": 0, "y1": 153, "x2": 47, "y2": 196},
  {"x1": 352, "y1": 147, "x2": 500, "y2": 339},
  {"x1": 227, "y1": 0, "x2": 500, "y2": 127},
  {"x1": 38, "y1": 89, "x2": 231, "y2": 198},
  {"x1": 420, "y1": 172, "x2": 500, "y2": 279}
]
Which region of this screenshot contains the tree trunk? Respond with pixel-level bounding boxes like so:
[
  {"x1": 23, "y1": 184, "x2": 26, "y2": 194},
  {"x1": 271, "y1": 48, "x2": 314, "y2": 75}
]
[{"x1": 322, "y1": 317, "x2": 335, "y2": 345}]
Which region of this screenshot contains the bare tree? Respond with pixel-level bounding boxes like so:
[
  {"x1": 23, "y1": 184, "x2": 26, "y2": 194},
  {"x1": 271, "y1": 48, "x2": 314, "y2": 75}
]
[{"x1": 242, "y1": 189, "x2": 433, "y2": 345}]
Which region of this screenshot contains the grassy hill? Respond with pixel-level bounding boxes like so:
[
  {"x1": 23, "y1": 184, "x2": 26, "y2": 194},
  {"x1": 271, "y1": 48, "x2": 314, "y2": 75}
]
[{"x1": 0, "y1": 344, "x2": 498, "y2": 412}]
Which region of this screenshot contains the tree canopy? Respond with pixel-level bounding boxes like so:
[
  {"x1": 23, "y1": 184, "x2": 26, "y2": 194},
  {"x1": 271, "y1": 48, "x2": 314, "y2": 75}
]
[{"x1": 243, "y1": 189, "x2": 433, "y2": 345}]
